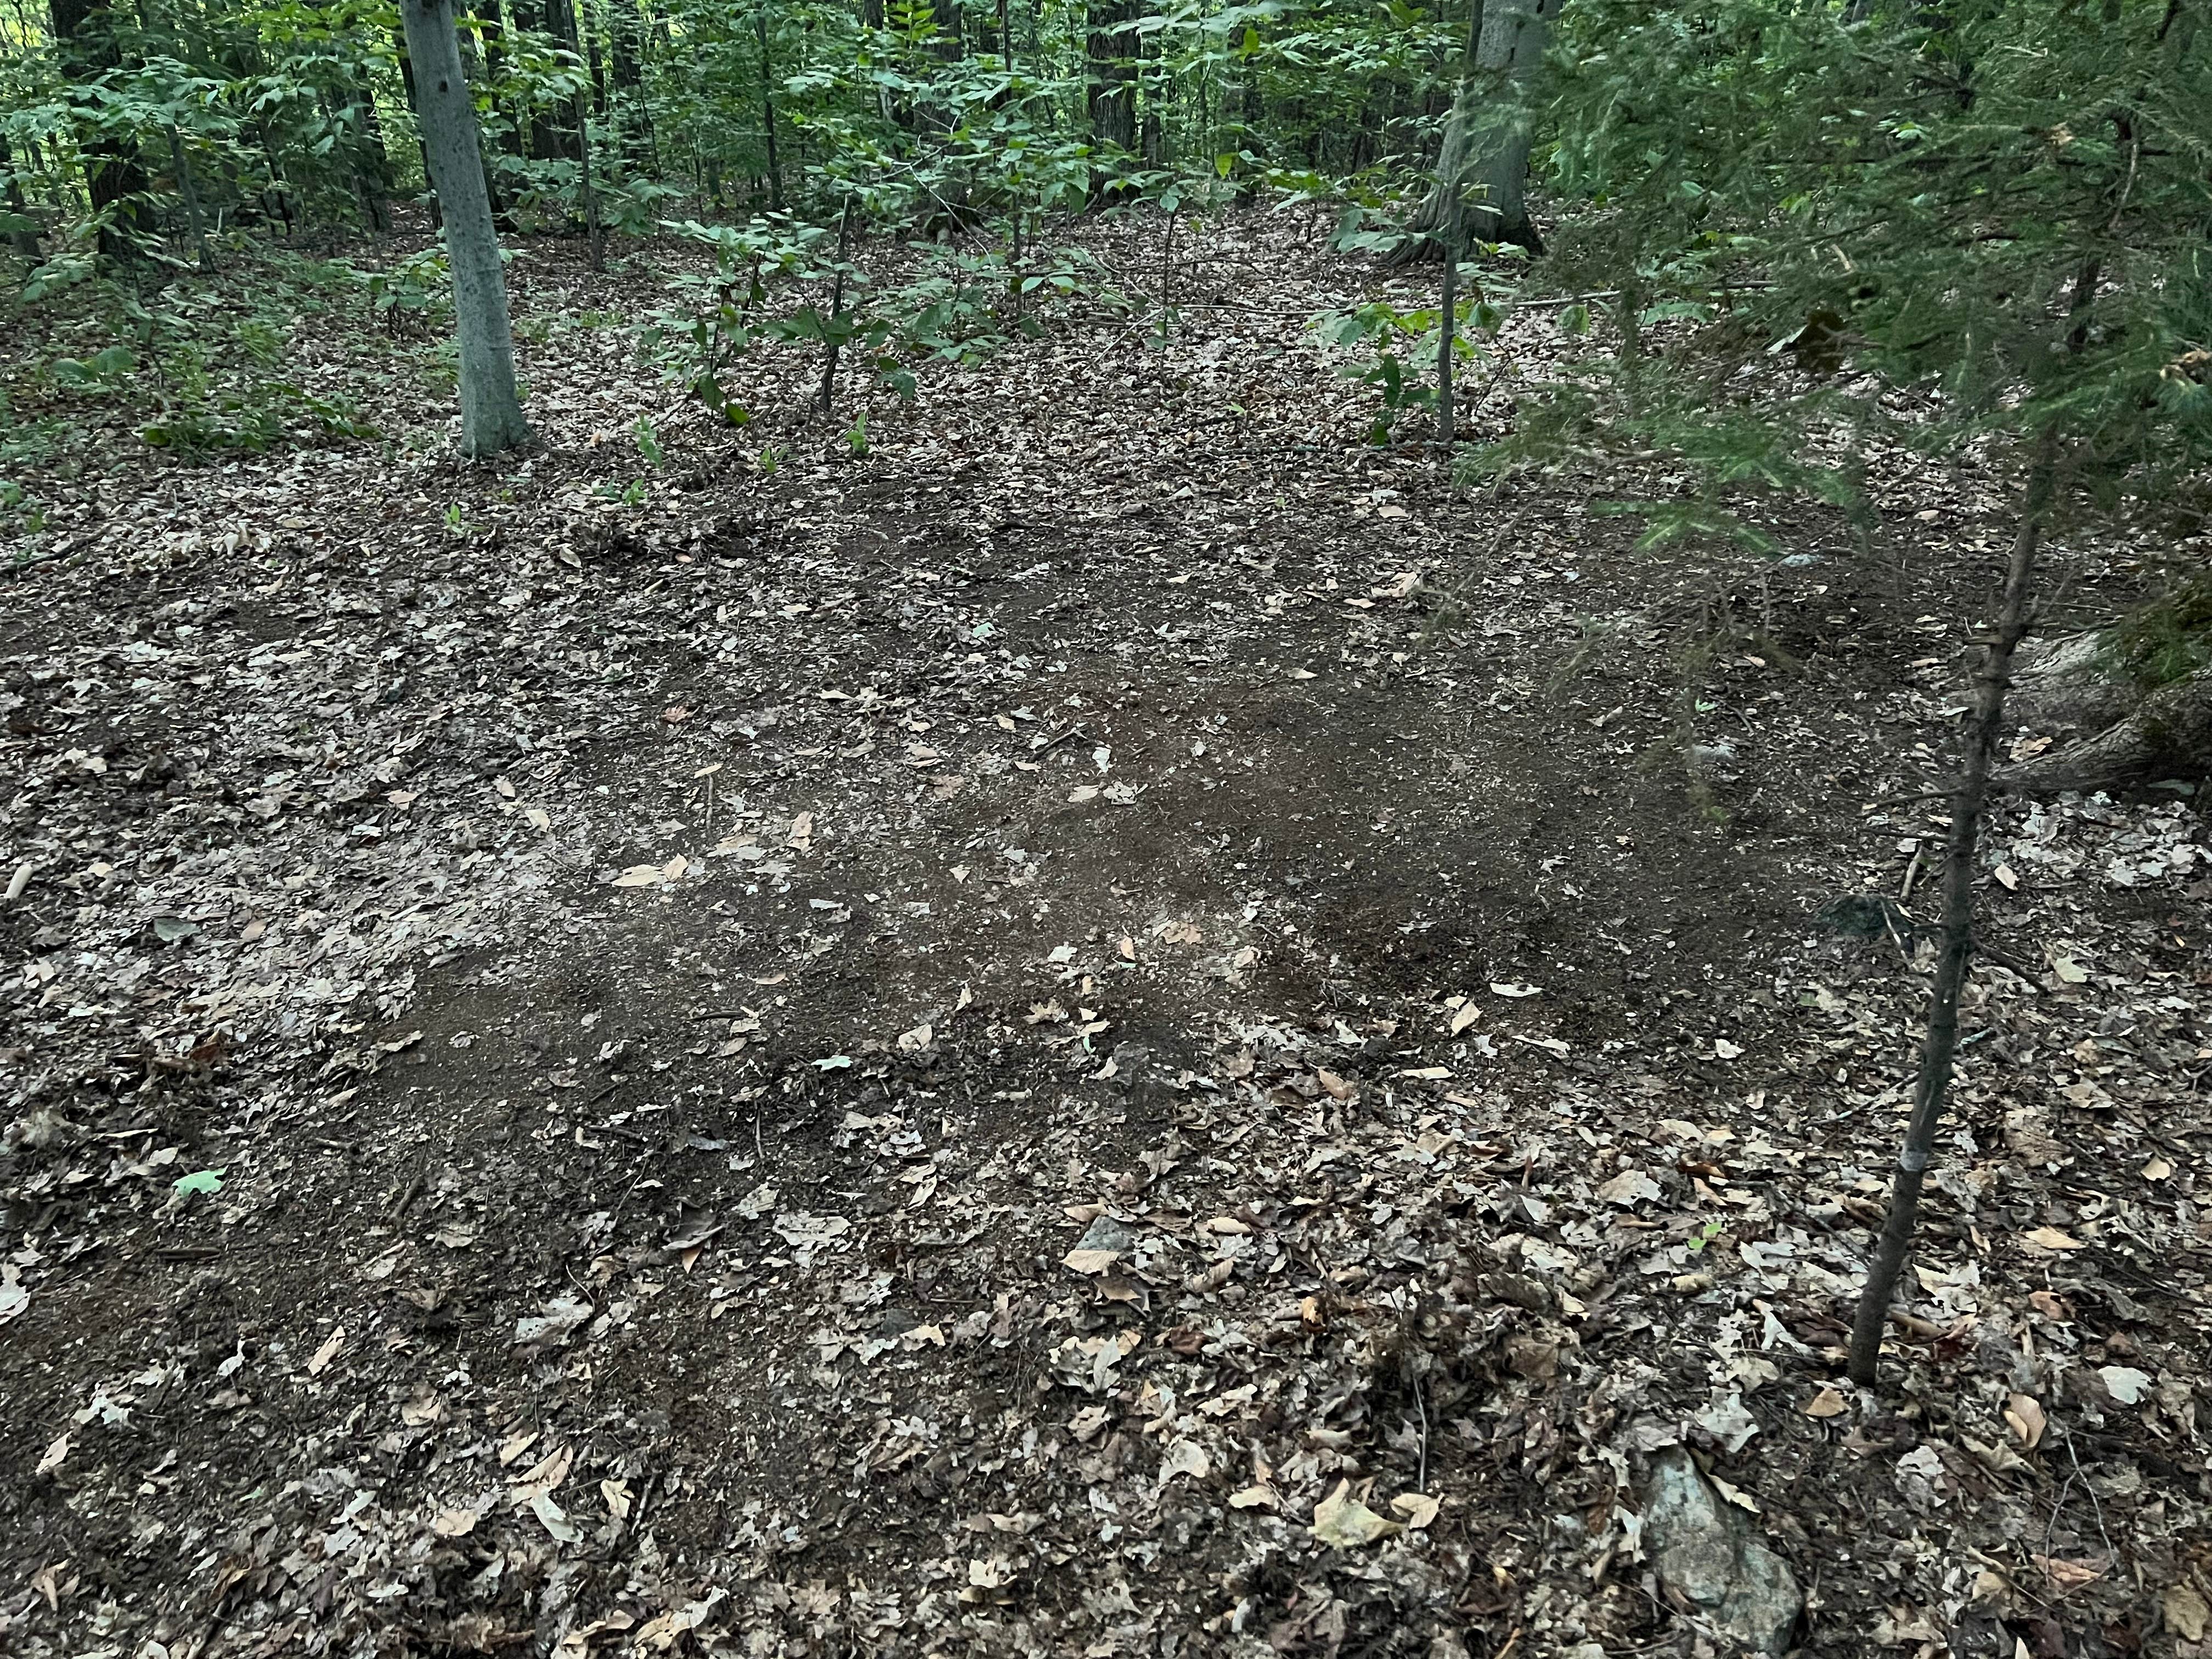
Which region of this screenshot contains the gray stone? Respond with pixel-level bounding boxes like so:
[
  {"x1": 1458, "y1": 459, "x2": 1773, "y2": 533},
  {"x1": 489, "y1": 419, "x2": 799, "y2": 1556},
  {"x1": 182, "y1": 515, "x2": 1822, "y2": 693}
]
[
  {"x1": 1641, "y1": 1447, "x2": 1802, "y2": 1655},
  {"x1": 1075, "y1": 1214, "x2": 1137, "y2": 1257}
]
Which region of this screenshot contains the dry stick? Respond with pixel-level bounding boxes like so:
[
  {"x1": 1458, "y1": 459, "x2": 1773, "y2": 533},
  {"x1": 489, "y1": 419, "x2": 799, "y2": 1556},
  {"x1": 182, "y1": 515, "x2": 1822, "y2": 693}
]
[
  {"x1": 1435, "y1": 236, "x2": 1457, "y2": 456},
  {"x1": 818, "y1": 194, "x2": 856, "y2": 419},
  {"x1": 1846, "y1": 441, "x2": 2056, "y2": 1388}
]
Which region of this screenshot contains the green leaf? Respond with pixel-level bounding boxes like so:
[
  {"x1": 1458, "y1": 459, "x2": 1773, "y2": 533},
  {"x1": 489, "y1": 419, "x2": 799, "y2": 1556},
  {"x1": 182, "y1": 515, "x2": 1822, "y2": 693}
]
[{"x1": 174, "y1": 1169, "x2": 225, "y2": 1197}]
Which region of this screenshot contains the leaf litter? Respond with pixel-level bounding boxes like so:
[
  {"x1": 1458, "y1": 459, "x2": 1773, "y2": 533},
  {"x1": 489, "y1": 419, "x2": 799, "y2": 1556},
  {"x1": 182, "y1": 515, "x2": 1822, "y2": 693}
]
[{"x1": 0, "y1": 206, "x2": 2207, "y2": 1659}]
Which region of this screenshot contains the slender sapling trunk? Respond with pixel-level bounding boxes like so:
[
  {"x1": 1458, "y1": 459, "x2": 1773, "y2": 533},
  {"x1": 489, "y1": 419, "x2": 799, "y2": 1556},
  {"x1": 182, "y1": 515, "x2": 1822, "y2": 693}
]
[
  {"x1": 1436, "y1": 240, "x2": 1457, "y2": 451},
  {"x1": 819, "y1": 194, "x2": 856, "y2": 417},
  {"x1": 167, "y1": 127, "x2": 215, "y2": 271},
  {"x1": 1846, "y1": 447, "x2": 2056, "y2": 1386},
  {"x1": 758, "y1": 8, "x2": 783, "y2": 212}
]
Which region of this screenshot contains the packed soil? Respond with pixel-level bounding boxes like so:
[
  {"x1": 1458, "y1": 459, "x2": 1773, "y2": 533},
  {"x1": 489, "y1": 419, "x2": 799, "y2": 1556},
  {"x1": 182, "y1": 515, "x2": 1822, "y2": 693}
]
[{"x1": 4, "y1": 208, "x2": 2210, "y2": 1659}]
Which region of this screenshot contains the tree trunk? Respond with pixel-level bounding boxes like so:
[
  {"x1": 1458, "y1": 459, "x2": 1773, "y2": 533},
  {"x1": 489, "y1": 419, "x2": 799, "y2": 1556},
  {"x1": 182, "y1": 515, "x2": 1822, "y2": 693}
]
[
  {"x1": 515, "y1": 0, "x2": 585, "y2": 163},
  {"x1": 343, "y1": 81, "x2": 394, "y2": 232},
  {"x1": 1086, "y1": 0, "x2": 1137, "y2": 177},
  {"x1": 581, "y1": 0, "x2": 608, "y2": 115},
  {"x1": 393, "y1": 31, "x2": 443, "y2": 228},
  {"x1": 1139, "y1": 20, "x2": 1163, "y2": 166},
  {"x1": 1397, "y1": 0, "x2": 1556, "y2": 261},
  {"x1": 49, "y1": 0, "x2": 151, "y2": 262},
  {"x1": 399, "y1": 0, "x2": 533, "y2": 458}
]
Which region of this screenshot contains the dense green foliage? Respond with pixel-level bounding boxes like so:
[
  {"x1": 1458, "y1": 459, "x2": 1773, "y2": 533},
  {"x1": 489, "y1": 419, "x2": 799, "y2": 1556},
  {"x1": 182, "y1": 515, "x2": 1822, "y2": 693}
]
[
  {"x1": 0, "y1": 0, "x2": 1461, "y2": 265},
  {"x1": 3, "y1": 0, "x2": 2207, "y2": 550},
  {"x1": 1495, "y1": 0, "x2": 2212, "y2": 543}
]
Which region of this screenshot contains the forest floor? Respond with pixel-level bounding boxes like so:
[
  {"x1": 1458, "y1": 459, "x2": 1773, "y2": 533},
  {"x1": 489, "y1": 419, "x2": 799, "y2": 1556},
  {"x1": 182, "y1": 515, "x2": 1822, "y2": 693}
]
[{"x1": 3, "y1": 206, "x2": 2210, "y2": 1659}]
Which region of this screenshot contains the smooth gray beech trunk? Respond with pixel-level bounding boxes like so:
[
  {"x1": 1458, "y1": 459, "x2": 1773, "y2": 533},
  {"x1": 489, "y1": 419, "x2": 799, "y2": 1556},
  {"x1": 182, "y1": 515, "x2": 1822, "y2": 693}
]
[
  {"x1": 1402, "y1": 0, "x2": 1559, "y2": 256},
  {"x1": 399, "y1": 0, "x2": 531, "y2": 458}
]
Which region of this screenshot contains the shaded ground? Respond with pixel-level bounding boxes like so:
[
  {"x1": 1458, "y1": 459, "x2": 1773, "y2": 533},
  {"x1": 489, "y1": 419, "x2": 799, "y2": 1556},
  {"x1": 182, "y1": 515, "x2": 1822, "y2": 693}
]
[{"x1": 4, "y1": 209, "x2": 2210, "y2": 1659}]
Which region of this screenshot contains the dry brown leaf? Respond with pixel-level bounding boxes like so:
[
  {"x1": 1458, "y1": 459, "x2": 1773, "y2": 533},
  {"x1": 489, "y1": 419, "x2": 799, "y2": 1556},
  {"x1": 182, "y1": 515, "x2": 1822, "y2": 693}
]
[
  {"x1": 1804, "y1": 1385, "x2": 1848, "y2": 1419},
  {"x1": 1311, "y1": 1480, "x2": 1402, "y2": 1548},
  {"x1": 2002, "y1": 1393, "x2": 2045, "y2": 1449},
  {"x1": 1389, "y1": 1492, "x2": 1442, "y2": 1529}
]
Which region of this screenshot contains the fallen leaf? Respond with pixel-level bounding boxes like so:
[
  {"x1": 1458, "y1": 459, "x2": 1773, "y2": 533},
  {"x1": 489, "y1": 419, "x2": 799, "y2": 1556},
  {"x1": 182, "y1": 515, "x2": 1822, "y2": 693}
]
[
  {"x1": 531, "y1": 1492, "x2": 583, "y2": 1544},
  {"x1": 430, "y1": 1508, "x2": 480, "y2": 1538},
  {"x1": 1710, "y1": 1475, "x2": 1762, "y2": 1514},
  {"x1": 1449, "y1": 1001, "x2": 1481, "y2": 1035},
  {"x1": 2027, "y1": 1289, "x2": 2072, "y2": 1321},
  {"x1": 1389, "y1": 1492, "x2": 1442, "y2": 1530},
  {"x1": 1228, "y1": 1484, "x2": 1280, "y2": 1510},
  {"x1": 1804, "y1": 1385, "x2": 1848, "y2": 1419},
  {"x1": 1310, "y1": 1480, "x2": 1402, "y2": 1548},
  {"x1": 35, "y1": 1433, "x2": 69, "y2": 1476},
  {"x1": 2033, "y1": 1554, "x2": 2106, "y2": 1592},
  {"x1": 1063, "y1": 1249, "x2": 1121, "y2": 1276},
  {"x1": 2003, "y1": 1393, "x2": 2046, "y2": 1449},
  {"x1": 2166, "y1": 1583, "x2": 2211, "y2": 1643},
  {"x1": 514, "y1": 1296, "x2": 592, "y2": 1345},
  {"x1": 306, "y1": 1329, "x2": 346, "y2": 1376},
  {"x1": 2098, "y1": 1365, "x2": 2153, "y2": 1406},
  {"x1": 1159, "y1": 1440, "x2": 1210, "y2": 1483},
  {"x1": 0, "y1": 1265, "x2": 29, "y2": 1325},
  {"x1": 509, "y1": 1442, "x2": 575, "y2": 1501},
  {"x1": 1594, "y1": 1169, "x2": 1662, "y2": 1207},
  {"x1": 1489, "y1": 981, "x2": 1542, "y2": 998},
  {"x1": 2021, "y1": 1226, "x2": 2084, "y2": 1251}
]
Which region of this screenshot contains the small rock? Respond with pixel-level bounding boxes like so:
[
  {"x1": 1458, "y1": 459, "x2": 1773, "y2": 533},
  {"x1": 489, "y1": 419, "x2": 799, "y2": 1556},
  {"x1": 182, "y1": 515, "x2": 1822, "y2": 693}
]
[
  {"x1": 1075, "y1": 1214, "x2": 1137, "y2": 1257},
  {"x1": 1641, "y1": 1447, "x2": 1802, "y2": 1655}
]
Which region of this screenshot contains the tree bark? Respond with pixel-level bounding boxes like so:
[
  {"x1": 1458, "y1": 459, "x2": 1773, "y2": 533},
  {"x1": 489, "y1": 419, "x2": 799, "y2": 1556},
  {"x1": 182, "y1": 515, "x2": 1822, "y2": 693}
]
[
  {"x1": 49, "y1": 0, "x2": 151, "y2": 262},
  {"x1": 566, "y1": 0, "x2": 604, "y2": 267},
  {"x1": 342, "y1": 80, "x2": 394, "y2": 232},
  {"x1": 1397, "y1": 0, "x2": 1556, "y2": 261},
  {"x1": 393, "y1": 30, "x2": 443, "y2": 229},
  {"x1": 2001, "y1": 658, "x2": 2212, "y2": 795},
  {"x1": 1086, "y1": 0, "x2": 1138, "y2": 178},
  {"x1": 515, "y1": 0, "x2": 585, "y2": 163},
  {"x1": 399, "y1": 0, "x2": 533, "y2": 458},
  {"x1": 1847, "y1": 453, "x2": 2054, "y2": 1388}
]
